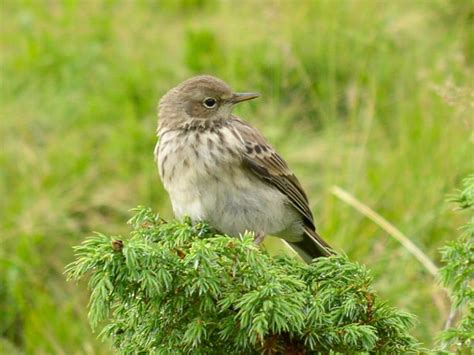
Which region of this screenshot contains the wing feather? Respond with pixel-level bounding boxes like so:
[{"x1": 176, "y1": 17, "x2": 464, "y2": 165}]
[
  {"x1": 229, "y1": 117, "x2": 315, "y2": 229},
  {"x1": 229, "y1": 116, "x2": 335, "y2": 257}
]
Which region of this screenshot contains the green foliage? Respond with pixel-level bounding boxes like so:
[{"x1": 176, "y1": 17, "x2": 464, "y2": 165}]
[
  {"x1": 186, "y1": 29, "x2": 224, "y2": 73},
  {"x1": 1, "y1": 0, "x2": 472, "y2": 351},
  {"x1": 437, "y1": 175, "x2": 474, "y2": 352},
  {"x1": 66, "y1": 207, "x2": 418, "y2": 354}
]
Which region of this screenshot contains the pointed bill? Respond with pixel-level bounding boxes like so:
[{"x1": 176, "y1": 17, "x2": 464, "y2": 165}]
[{"x1": 231, "y1": 92, "x2": 260, "y2": 104}]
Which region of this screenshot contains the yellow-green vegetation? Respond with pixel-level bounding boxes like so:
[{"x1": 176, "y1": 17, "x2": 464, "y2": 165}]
[{"x1": 0, "y1": 0, "x2": 472, "y2": 352}]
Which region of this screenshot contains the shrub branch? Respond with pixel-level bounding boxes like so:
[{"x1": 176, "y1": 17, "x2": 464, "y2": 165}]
[{"x1": 66, "y1": 207, "x2": 419, "y2": 354}]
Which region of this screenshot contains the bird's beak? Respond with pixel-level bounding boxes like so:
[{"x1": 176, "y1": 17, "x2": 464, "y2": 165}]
[{"x1": 231, "y1": 92, "x2": 260, "y2": 104}]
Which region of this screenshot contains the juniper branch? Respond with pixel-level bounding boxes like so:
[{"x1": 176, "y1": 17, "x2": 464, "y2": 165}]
[
  {"x1": 66, "y1": 206, "x2": 419, "y2": 354},
  {"x1": 437, "y1": 175, "x2": 474, "y2": 352}
]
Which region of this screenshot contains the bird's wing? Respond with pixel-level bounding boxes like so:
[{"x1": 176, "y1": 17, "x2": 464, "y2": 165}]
[
  {"x1": 229, "y1": 117, "x2": 334, "y2": 257},
  {"x1": 229, "y1": 116, "x2": 314, "y2": 227}
]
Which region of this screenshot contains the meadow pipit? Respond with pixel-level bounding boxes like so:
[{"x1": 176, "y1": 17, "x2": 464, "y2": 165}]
[{"x1": 155, "y1": 75, "x2": 334, "y2": 260}]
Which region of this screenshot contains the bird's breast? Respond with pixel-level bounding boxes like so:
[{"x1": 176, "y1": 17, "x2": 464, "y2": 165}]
[
  {"x1": 157, "y1": 127, "x2": 243, "y2": 182},
  {"x1": 155, "y1": 125, "x2": 299, "y2": 238},
  {"x1": 155, "y1": 126, "x2": 244, "y2": 218}
]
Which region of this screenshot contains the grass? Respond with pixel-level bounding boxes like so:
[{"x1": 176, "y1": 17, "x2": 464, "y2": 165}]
[{"x1": 0, "y1": 0, "x2": 472, "y2": 352}]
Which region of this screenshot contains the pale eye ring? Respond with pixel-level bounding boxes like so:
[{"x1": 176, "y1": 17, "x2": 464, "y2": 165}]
[{"x1": 202, "y1": 97, "x2": 217, "y2": 109}]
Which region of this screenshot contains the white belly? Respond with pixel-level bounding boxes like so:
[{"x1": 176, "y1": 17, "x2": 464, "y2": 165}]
[{"x1": 156, "y1": 128, "x2": 301, "y2": 238}]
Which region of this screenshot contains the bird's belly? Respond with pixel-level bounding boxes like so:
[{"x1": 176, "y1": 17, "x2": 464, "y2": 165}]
[
  {"x1": 207, "y1": 171, "x2": 299, "y2": 237},
  {"x1": 157, "y1": 133, "x2": 300, "y2": 237},
  {"x1": 174, "y1": 170, "x2": 298, "y2": 237}
]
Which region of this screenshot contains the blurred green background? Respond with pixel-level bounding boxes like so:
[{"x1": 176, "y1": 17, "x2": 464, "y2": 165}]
[{"x1": 0, "y1": 0, "x2": 472, "y2": 352}]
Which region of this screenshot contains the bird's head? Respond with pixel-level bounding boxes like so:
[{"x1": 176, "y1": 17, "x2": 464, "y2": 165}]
[{"x1": 158, "y1": 75, "x2": 259, "y2": 129}]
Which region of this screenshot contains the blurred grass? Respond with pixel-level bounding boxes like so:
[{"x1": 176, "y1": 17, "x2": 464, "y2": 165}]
[{"x1": 0, "y1": 0, "x2": 472, "y2": 352}]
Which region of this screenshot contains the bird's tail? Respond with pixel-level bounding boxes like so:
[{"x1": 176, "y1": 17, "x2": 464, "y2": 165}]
[{"x1": 288, "y1": 226, "x2": 335, "y2": 263}]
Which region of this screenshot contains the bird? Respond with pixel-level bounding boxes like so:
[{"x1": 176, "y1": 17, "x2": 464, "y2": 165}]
[{"x1": 154, "y1": 75, "x2": 334, "y2": 261}]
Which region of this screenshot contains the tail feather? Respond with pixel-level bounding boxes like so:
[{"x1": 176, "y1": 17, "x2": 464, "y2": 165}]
[{"x1": 289, "y1": 226, "x2": 335, "y2": 263}]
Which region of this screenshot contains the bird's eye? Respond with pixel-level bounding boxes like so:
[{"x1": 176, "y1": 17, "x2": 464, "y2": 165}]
[{"x1": 202, "y1": 97, "x2": 217, "y2": 109}]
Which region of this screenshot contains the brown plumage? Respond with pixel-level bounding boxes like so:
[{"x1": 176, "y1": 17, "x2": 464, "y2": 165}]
[
  {"x1": 231, "y1": 117, "x2": 334, "y2": 258},
  {"x1": 155, "y1": 75, "x2": 335, "y2": 261}
]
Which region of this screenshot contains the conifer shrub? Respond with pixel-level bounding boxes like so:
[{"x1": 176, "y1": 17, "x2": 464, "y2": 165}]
[
  {"x1": 66, "y1": 207, "x2": 419, "y2": 354},
  {"x1": 437, "y1": 175, "x2": 474, "y2": 352}
]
